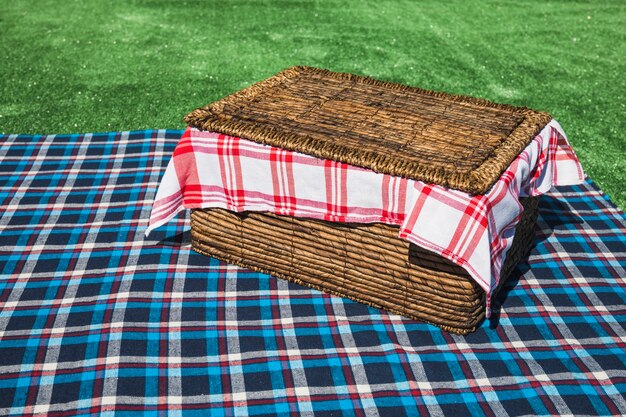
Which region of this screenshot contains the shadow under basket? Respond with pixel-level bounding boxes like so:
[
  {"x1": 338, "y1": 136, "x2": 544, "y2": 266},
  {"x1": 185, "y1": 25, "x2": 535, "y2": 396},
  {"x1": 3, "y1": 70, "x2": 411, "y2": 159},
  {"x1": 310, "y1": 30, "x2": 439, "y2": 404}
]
[{"x1": 190, "y1": 197, "x2": 538, "y2": 335}]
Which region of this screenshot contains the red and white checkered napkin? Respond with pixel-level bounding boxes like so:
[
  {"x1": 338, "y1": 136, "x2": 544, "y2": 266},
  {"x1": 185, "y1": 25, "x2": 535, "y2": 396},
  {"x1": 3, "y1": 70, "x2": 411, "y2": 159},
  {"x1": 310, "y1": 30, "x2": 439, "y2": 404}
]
[{"x1": 147, "y1": 119, "x2": 585, "y2": 316}]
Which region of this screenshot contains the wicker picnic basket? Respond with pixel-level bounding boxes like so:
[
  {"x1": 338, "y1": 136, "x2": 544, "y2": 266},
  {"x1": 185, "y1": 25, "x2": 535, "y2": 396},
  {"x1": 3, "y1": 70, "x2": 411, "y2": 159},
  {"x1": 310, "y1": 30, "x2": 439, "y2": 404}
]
[{"x1": 185, "y1": 66, "x2": 549, "y2": 334}]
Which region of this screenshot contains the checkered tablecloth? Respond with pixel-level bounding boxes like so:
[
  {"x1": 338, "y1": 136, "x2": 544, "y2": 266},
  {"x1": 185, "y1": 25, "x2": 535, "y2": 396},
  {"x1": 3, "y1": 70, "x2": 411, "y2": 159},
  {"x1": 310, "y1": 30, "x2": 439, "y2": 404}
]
[
  {"x1": 1, "y1": 130, "x2": 625, "y2": 416},
  {"x1": 147, "y1": 120, "x2": 585, "y2": 314}
]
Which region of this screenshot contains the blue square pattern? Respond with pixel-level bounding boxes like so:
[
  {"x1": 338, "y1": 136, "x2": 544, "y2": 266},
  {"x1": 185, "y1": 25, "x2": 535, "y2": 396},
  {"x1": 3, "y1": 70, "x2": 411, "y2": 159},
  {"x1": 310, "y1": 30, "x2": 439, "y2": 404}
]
[{"x1": 0, "y1": 131, "x2": 625, "y2": 416}]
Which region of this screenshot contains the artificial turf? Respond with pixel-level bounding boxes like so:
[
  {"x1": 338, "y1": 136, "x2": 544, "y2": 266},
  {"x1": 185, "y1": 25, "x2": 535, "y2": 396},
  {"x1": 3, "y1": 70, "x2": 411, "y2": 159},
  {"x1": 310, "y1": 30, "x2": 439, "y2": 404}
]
[{"x1": 1, "y1": 0, "x2": 624, "y2": 208}]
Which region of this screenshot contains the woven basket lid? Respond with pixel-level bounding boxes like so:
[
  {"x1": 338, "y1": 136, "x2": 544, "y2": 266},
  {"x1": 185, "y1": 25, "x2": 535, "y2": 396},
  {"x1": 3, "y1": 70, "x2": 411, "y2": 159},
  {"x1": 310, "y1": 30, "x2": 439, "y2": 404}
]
[{"x1": 185, "y1": 66, "x2": 551, "y2": 195}]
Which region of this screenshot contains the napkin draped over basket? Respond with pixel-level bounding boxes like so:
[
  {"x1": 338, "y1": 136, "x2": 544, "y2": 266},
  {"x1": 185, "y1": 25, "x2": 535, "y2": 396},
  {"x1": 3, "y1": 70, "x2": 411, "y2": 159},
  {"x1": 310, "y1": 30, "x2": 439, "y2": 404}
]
[{"x1": 148, "y1": 66, "x2": 585, "y2": 334}]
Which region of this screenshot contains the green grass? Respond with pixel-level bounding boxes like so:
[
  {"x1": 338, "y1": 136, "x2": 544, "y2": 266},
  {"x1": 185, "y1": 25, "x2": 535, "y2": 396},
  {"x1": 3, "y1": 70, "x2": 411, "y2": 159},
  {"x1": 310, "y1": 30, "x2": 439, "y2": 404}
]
[{"x1": 1, "y1": 0, "x2": 624, "y2": 208}]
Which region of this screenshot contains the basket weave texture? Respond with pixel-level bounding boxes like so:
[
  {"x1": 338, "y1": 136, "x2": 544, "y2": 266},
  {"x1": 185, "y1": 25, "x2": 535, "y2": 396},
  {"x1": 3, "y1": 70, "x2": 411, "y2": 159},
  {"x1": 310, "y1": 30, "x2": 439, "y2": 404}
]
[
  {"x1": 190, "y1": 197, "x2": 538, "y2": 335},
  {"x1": 185, "y1": 66, "x2": 552, "y2": 194}
]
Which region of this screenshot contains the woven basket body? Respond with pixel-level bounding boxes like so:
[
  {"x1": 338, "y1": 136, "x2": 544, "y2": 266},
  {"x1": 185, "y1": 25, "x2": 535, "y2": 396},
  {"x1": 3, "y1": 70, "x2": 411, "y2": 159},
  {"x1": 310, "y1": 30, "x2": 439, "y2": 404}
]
[{"x1": 190, "y1": 197, "x2": 538, "y2": 334}]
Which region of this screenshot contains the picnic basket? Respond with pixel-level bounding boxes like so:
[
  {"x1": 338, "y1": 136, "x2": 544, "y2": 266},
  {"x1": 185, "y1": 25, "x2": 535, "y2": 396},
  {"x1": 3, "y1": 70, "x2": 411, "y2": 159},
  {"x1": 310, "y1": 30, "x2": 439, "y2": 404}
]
[{"x1": 184, "y1": 66, "x2": 548, "y2": 334}]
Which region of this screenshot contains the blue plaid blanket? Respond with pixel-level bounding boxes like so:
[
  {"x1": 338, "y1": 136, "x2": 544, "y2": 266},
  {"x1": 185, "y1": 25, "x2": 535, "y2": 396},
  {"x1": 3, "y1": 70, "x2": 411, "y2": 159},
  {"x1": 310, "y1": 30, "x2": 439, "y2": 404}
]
[{"x1": 1, "y1": 130, "x2": 625, "y2": 416}]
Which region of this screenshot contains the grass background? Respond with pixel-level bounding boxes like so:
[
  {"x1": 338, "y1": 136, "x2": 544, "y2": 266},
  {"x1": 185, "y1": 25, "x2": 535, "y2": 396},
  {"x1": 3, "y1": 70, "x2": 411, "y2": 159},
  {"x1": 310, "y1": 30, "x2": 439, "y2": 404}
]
[{"x1": 1, "y1": 0, "x2": 624, "y2": 208}]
